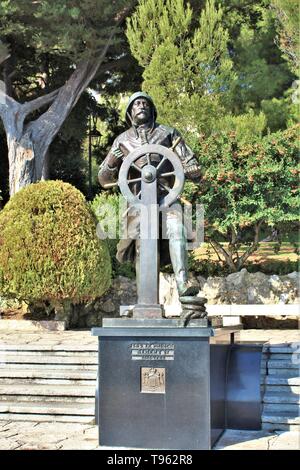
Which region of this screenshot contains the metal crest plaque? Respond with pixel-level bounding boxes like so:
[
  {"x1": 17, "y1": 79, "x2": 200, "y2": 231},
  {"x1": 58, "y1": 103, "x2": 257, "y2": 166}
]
[{"x1": 141, "y1": 367, "x2": 166, "y2": 394}]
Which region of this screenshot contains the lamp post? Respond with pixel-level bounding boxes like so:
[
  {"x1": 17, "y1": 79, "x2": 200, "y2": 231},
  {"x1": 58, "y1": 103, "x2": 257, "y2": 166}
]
[{"x1": 88, "y1": 114, "x2": 101, "y2": 199}]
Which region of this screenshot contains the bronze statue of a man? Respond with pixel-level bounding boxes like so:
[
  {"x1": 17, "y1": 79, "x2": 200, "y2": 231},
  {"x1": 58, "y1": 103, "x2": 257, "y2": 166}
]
[{"x1": 98, "y1": 91, "x2": 200, "y2": 297}]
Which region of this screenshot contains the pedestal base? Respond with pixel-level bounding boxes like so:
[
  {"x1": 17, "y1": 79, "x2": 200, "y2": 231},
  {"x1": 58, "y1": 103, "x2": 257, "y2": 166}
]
[
  {"x1": 93, "y1": 322, "x2": 214, "y2": 450},
  {"x1": 92, "y1": 321, "x2": 262, "y2": 450}
]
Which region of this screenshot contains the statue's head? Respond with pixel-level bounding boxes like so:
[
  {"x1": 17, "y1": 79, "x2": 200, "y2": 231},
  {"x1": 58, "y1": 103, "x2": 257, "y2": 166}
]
[{"x1": 125, "y1": 91, "x2": 157, "y2": 127}]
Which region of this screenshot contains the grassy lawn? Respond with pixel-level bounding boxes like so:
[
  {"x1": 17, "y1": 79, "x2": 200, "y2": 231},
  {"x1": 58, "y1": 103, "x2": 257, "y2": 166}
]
[{"x1": 194, "y1": 241, "x2": 299, "y2": 265}]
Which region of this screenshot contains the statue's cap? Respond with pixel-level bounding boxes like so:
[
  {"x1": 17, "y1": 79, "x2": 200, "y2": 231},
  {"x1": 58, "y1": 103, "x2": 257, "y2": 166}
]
[{"x1": 125, "y1": 91, "x2": 157, "y2": 126}]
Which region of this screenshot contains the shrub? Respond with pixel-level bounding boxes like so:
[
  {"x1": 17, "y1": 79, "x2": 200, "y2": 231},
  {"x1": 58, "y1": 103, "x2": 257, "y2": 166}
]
[
  {"x1": 0, "y1": 181, "x2": 111, "y2": 306},
  {"x1": 90, "y1": 192, "x2": 135, "y2": 279}
]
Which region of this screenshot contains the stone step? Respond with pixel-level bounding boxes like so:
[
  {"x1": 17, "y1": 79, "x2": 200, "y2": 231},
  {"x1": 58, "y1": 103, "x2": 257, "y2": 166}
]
[
  {"x1": 0, "y1": 368, "x2": 96, "y2": 380},
  {"x1": 0, "y1": 400, "x2": 94, "y2": 416},
  {"x1": 263, "y1": 403, "x2": 300, "y2": 413},
  {"x1": 268, "y1": 369, "x2": 298, "y2": 377},
  {"x1": 267, "y1": 346, "x2": 299, "y2": 354},
  {"x1": 262, "y1": 411, "x2": 300, "y2": 425},
  {"x1": 268, "y1": 360, "x2": 299, "y2": 369},
  {"x1": 263, "y1": 385, "x2": 300, "y2": 403},
  {"x1": 0, "y1": 349, "x2": 97, "y2": 357},
  {"x1": 0, "y1": 384, "x2": 95, "y2": 397},
  {"x1": 0, "y1": 354, "x2": 97, "y2": 365},
  {"x1": 0, "y1": 413, "x2": 94, "y2": 423},
  {"x1": 264, "y1": 392, "x2": 300, "y2": 404},
  {"x1": 0, "y1": 364, "x2": 97, "y2": 371},
  {"x1": 264, "y1": 354, "x2": 294, "y2": 360},
  {"x1": 0, "y1": 378, "x2": 96, "y2": 386},
  {"x1": 0, "y1": 344, "x2": 97, "y2": 352},
  {"x1": 265, "y1": 376, "x2": 300, "y2": 386},
  {"x1": 0, "y1": 394, "x2": 94, "y2": 404},
  {"x1": 264, "y1": 385, "x2": 300, "y2": 394},
  {"x1": 262, "y1": 422, "x2": 300, "y2": 432}
]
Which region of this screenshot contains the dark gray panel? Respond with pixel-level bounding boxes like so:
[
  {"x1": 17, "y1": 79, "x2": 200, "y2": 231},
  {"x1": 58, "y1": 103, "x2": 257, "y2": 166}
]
[
  {"x1": 210, "y1": 344, "x2": 230, "y2": 446},
  {"x1": 226, "y1": 345, "x2": 263, "y2": 430},
  {"x1": 98, "y1": 334, "x2": 211, "y2": 450}
]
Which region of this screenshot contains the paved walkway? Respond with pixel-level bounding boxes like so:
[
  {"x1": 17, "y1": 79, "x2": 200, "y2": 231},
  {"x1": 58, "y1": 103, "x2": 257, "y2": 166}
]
[
  {"x1": 0, "y1": 328, "x2": 299, "y2": 450},
  {"x1": 1, "y1": 327, "x2": 299, "y2": 349},
  {"x1": 0, "y1": 420, "x2": 299, "y2": 450}
]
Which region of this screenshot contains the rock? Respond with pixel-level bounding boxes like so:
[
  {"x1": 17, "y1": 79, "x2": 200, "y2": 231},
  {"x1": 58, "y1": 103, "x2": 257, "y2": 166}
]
[
  {"x1": 201, "y1": 277, "x2": 227, "y2": 304},
  {"x1": 85, "y1": 313, "x2": 100, "y2": 328},
  {"x1": 245, "y1": 272, "x2": 274, "y2": 304},
  {"x1": 226, "y1": 268, "x2": 248, "y2": 288},
  {"x1": 159, "y1": 273, "x2": 181, "y2": 317},
  {"x1": 287, "y1": 271, "x2": 300, "y2": 283},
  {"x1": 269, "y1": 275, "x2": 298, "y2": 304},
  {"x1": 196, "y1": 275, "x2": 207, "y2": 289},
  {"x1": 269, "y1": 275, "x2": 294, "y2": 293},
  {"x1": 100, "y1": 299, "x2": 116, "y2": 313}
]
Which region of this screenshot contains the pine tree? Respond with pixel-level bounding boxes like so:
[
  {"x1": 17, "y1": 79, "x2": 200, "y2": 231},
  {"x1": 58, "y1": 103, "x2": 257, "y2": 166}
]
[
  {"x1": 126, "y1": 0, "x2": 236, "y2": 136},
  {"x1": 270, "y1": 0, "x2": 299, "y2": 75},
  {"x1": 126, "y1": 0, "x2": 296, "y2": 137}
]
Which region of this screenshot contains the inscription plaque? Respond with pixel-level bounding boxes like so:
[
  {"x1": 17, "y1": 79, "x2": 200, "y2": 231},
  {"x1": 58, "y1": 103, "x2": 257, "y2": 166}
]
[
  {"x1": 141, "y1": 367, "x2": 166, "y2": 394},
  {"x1": 130, "y1": 342, "x2": 175, "y2": 361}
]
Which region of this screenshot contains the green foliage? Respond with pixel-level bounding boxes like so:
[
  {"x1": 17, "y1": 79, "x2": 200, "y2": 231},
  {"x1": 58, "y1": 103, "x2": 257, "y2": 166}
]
[
  {"x1": 192, "y1": 124, "x2": 300, "y2": 271},
  {"x1": 231, "y1": 10, "x2": 292, "y2": 109},
  {"x1": 0, "y1": 0, "x2": 127, "y2": 62},
  {"x1": 90, "y1": 192, "x2": 135, "y2": 278},
  {"x1": 127, "y1": 0, "x2": 236, "y2": 135},
  {"x1": 0, "y1": 181, "x2": 111, "y2": 303},
  {"x1": 127, "y1": 0, "x2": 296, "y2": 138},
  {"x1": 270, "y1": 0, "x2": 300, "y2": 75},
  {"x1": 188, "y1": 249, "x2": 231, "y2": 277},
  {"x1": 246, "y1": 259, "x2": 299, "y2": 276},
  {"x1": 0, "y1": 0, "x2": 129, "y2": 103},
  {"x1": 222, "y1": 1, "x2": 296, "y2": 132},
  {"x1": 220, "y1": 109, "x2": 267, "y2": 144}
]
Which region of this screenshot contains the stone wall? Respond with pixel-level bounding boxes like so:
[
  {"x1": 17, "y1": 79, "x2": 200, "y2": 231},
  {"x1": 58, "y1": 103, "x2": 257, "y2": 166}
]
[
  {"x1": 68, "y1": 269, "x2": 299, "y2": 328},
  {"x1": 69, "y1": 276, "x2": 137, "y2": 328},
  {"x1": 198, "y1": 269, "x2": 299, "y2": 305}
]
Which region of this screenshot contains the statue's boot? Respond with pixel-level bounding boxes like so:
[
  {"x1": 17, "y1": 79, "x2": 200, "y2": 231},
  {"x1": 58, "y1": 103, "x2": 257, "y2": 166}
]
[{"x1": 176, "y1": 270, "x2": 199, "y2": 297}]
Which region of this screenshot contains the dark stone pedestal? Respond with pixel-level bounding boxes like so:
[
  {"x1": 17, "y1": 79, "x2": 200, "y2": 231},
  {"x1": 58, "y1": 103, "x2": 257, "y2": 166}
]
[{"x1": 93, "y1": 320, "x2": 221, "y2": 450}]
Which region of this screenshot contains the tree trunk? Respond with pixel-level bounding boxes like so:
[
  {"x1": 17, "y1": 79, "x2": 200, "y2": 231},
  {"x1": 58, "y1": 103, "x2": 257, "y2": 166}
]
[
  {"x1": 7, "y1": 131, "x2": 42, "y2": 195},
  {"x1": 1, "y1": 90, "x2": 59, "y2": 196}
]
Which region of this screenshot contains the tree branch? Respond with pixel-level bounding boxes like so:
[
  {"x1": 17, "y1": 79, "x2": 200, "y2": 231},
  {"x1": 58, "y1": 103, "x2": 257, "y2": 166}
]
[
  {"x1": 30, "y1": 22, "x2": 120, "y2": 146},
  {"x1": 21, "y1": 88, "x2": 61, "y2": 118},
  {"x1": 0, "y1": 90, "x2": 20, "y2": 128},
  {"x1": 209, "y1": 240, "x2": 222, "y2": 263},
  {"x1": 237, "y1": 219, "x2": 263, "y2": 268},
  {"x1": 210, "y1": 238, "x2": 237, "y2": 272}
]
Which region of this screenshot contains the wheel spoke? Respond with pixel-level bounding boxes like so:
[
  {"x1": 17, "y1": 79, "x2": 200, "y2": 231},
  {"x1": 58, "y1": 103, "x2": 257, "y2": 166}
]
[
  {"x1": 159, "y1": 182, "x2": 171, "y2": 193},
  {"x1": 136, "y1": 190, "x2": 141, "y2": 199},
  {"x1": 156, "y1": 156, "x2": 166, "y2": 170},
  {"x1": 146, "y1": 153, "x2": 151, "y2": 165},
  {"x1": 160, "y1": 171, "x2": 175, "y2": 177},
  {"x1": 127, "y1": 177, "x2": 142, "y2": 184},
  {"x1": 132, "y1": 163, "x2": 142, "y2": 172}
]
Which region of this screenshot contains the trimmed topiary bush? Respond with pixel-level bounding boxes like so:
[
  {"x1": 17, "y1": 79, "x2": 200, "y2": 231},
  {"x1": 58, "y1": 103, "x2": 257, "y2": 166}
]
[{"x1": 0, "y1": 181, "x2": 111, "y2": 317}]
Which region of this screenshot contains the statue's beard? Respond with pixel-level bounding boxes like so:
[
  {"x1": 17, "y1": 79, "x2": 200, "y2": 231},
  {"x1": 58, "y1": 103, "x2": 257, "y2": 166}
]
[{"x1": 132, "y1": 111, "x2": 151, "y2": 126}]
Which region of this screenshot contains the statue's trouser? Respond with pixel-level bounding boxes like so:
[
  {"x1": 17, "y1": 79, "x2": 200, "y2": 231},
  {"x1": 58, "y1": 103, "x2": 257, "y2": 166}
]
[{"x1": 135, "y1": 203, "x2": 188, "y2": 298}]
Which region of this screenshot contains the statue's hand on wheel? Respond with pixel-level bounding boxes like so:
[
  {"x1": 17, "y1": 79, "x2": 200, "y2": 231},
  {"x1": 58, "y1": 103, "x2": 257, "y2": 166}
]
[
  {"x1": 107, "y1": 147, "x2": 124, "y2": 169},
  {"x1": 184, "y1": 162, "x2": 201, "y2": 181}
]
